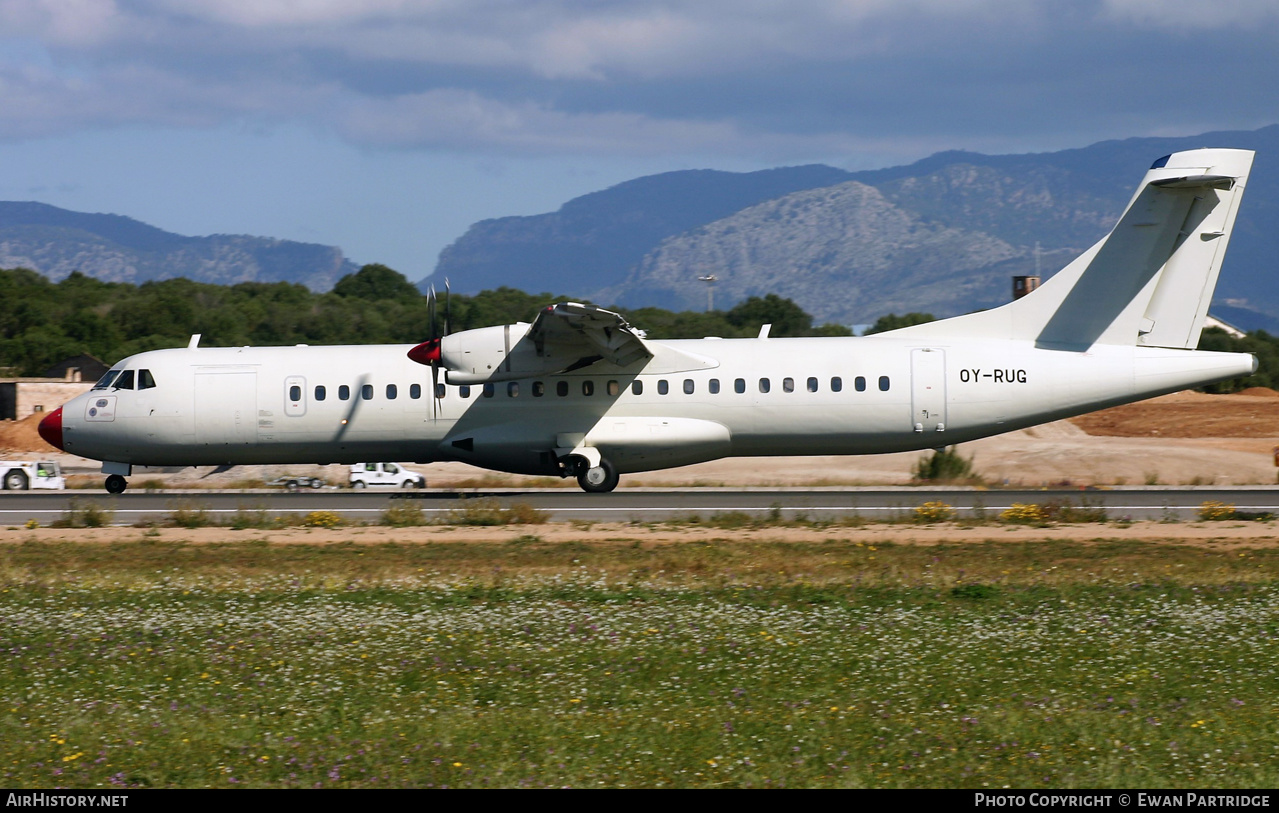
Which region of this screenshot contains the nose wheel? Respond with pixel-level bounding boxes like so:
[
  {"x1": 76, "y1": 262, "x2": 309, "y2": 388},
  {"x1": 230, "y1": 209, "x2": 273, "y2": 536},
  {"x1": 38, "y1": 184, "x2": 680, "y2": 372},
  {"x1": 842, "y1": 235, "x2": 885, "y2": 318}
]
[
  {"x1": 104, "y1": 474, "x2": 128, "y2": 494},
  {"x1": 576, "y1": 458, "x2": 619, "y2": 493}
]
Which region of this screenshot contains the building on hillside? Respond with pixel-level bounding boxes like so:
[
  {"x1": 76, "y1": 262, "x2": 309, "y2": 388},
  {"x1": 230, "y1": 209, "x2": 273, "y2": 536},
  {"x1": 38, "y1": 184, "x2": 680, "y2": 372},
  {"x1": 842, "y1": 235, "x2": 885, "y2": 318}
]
[
  {"x1": 42, "y1": 354, "x2": 110, "y2": 383},
  {"x1": 0, "y1": 354, "x2": 105, "y2": 421}
]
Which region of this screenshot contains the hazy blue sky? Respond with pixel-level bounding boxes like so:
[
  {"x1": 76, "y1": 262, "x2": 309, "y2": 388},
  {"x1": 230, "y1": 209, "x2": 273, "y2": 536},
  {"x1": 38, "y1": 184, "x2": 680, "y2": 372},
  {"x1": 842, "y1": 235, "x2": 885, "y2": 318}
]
[{"x1": 1, "y1": 0, "x2": 1276, "y2": 283}]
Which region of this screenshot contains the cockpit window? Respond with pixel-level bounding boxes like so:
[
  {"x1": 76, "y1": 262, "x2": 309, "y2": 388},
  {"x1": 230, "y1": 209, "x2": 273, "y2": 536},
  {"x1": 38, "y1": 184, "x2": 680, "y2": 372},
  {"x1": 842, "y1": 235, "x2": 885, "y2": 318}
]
[
  {"x1": 138, "y1": 369, "x2": 157, "y2": 390},
  {"x1": 114, "y1": 370, "x2": 136, "y2": 390},
  {"x1": 92, "y1": 370, "x2": 121, "y2": 390}
]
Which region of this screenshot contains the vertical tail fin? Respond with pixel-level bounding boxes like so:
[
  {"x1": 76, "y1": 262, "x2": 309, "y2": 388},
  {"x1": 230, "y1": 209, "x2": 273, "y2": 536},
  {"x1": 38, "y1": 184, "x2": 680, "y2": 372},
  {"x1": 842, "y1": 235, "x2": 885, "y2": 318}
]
[{"x1": 892, "y1": 148, "x2": 1254, "y2": 349}]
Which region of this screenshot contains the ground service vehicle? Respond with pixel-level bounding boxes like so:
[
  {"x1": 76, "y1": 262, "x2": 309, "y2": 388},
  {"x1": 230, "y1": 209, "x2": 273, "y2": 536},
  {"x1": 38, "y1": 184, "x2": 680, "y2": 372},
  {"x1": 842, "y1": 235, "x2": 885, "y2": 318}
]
[
  {"x1": 1, "y1": 460, "x2": 65, "y2": 490},
  {"x1": 348, "y1": 463, "x2": 425, "y2": 489},
  {"x1": 266, "y1": 474, "x2": 326, "y2": 491}
]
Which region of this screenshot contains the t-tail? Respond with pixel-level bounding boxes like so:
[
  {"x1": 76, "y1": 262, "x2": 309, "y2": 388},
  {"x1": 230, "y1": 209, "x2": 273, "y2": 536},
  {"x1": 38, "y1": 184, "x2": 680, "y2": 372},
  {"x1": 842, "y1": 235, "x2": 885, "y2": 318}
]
[
  {"x1": 898, "y1": 148, "x2": 1253, "y2": 348},
  {"x1": 891, "y1": 148, "x2": 1257, "y2": 392}
]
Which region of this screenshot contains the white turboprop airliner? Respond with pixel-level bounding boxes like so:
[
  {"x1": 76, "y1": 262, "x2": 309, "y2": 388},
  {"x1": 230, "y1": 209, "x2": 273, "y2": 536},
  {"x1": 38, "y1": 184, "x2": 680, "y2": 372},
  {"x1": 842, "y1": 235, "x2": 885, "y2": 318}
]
[{"x1": 39, "y1": 148, "x2": 1258, "y2": 494}]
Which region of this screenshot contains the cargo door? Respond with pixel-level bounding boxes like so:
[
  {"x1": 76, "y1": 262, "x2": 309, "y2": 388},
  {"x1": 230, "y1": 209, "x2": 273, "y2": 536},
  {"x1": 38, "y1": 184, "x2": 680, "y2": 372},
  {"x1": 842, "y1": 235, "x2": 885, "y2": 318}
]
[
  {"x1": 910, "y1": 348, "x2": 947, "y2": 434},
  {"x1": 195, "y1": 369, "x2": 259, "y2": 446}
]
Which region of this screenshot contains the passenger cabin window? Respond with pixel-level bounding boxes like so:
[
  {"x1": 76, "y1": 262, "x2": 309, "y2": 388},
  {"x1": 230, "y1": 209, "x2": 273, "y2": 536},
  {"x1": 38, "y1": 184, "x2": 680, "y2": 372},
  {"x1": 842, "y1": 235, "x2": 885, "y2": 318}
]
[
  {"x1": 533, "y1": 381, "x2": 545, "y2": 397},
  {"x1": 782, "y1": 377, "x2": 795, "y2": 393},
  {"x1": 483, "y1": 383, "x2": 495, "y2": 398},
  {"x1": 582, "y1": 381, "x2": 594, "y2": 396},
  {"x1": 409, "y1": 383, "x2": 421, "y2": 399},
  {"x1": 683, "y1": 379, "x2": 694, "y2": 395},
  {"x1": 435, "y1": 383, "x2": 445, "y2": 399},
  {"x1": 315, "y1": 385, "x2": 327, "y2": 401},
  {"x1": 709, "y1": 379, "x2": 720, "y2": 394},
  {"x1": 879, "y1": 376, "x2": 890, "y2": 392},
  {"x1": 339, "y1": 385, "x2": 350, "y2": 400},
  {"x1": 831, "y1": 377, "x2": 842, "y2": 393},
  {"x1": 854, "y1": 376, "x2": 866, "y2": 392},
  {"x1": 734, "y1": 378, "x2": 745, "y2": 394},
  {"x1": 807, "y1": 377, "x2": 818, "y2": 393},
  {"x1": 758, "y1": 378, "x2": 770, "y2": 393},
  {"x1": 631, "y1": 381, "x2": 643, "y2": 395},
  {"x1": 289, "y1": 385, "x2": 301, "y2": 401},
  {"x1": 557, "y1": 381, "x2": 569, "y2": 397},
  {"x1": 361, "y1": 384, "x2": 373, "y2": 400},
  {"x1": 607, "y1": 380, "x2": 619, "y2": 396},
  {"x1": 460, "y1": 385, "x2": 471, "y2": 398},
  {"x1": 93, "y1": 370, "x2": 121, "y2": 390},
  {"x1": 115, "y1": 370, "x2": 135, "y2": 390},
  {"x1": 138, "y1": 369, "x2": 157, "y2": 390},
  {"x1": 386, "y1": 384, "x2": 397, "y2": 400},
  {"x1": 508, "y1": 382, "x2": 520, "y2": 397},
  {"x1": 658, "y1": 380, "x2": 669, "y2": 395}
]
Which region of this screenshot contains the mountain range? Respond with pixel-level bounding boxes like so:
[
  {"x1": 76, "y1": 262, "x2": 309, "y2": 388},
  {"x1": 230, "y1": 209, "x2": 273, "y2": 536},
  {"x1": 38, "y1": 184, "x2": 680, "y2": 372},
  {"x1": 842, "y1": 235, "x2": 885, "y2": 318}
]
[
  {"x1": 3, "y1": 125, "x2": 1276, "y2": 330},
  {"x1": 0, "y1": 202, "x2": 358, "y2": 291},
  {"x1": 434, "y1": 125, "x2": 1279, "y2": 328}
]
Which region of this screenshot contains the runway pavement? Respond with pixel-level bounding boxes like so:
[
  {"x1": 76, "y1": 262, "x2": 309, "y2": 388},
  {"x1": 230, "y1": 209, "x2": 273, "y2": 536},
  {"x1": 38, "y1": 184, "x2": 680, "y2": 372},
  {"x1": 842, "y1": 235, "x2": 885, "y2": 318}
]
[{"x1": 3, "y1": 486, "x2": 1279, "y2": 526}]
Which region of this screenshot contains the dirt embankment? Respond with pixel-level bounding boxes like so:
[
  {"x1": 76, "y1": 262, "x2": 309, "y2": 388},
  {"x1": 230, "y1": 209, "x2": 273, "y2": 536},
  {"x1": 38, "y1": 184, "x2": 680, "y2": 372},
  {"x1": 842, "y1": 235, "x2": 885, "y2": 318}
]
[
  {"x1": 0, "y1": 413, "x2": 55, "y2": 454},
  {"x1": 1068, "y1": 388, "x2": 1279, "y2": 438}
]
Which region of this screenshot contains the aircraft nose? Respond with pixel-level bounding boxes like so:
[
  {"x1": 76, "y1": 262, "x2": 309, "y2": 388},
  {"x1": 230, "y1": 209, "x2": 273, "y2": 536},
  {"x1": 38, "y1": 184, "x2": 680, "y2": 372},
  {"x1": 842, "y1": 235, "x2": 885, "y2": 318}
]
[{"x1": 38, "y1": 407, "x2": 64, "y2": 451}]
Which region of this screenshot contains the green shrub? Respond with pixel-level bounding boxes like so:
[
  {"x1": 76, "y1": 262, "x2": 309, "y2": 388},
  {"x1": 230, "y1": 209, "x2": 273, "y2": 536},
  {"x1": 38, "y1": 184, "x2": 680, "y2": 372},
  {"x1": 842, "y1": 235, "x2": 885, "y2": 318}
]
[
  {"x1": 913, "y1": 447, "x2": 978, "y2": 483},
  {"x1": 381, "y1": 501, "x2": 427, "y2": 527},
  {"x1": 950, "y1": 584, "x2": 1000, "y2": 600},
  {"x1": 167, "y1": 500, "x2": 213, "y2": 528},
  {"x1": 52, "y1": 501, "x2": 113, "y2": 528}
]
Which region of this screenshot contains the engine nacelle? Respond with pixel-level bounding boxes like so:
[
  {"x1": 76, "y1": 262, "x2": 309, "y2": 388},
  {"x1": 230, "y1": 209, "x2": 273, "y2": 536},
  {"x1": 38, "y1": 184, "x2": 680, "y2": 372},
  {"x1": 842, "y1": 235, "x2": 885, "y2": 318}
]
[{"x1": 438, "y1": 323, "x2": 595, "y2": 384}]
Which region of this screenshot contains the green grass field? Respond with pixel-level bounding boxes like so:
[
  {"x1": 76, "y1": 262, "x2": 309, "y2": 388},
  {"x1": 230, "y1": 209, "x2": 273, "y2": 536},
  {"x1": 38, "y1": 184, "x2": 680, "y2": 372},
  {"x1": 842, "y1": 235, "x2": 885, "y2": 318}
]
[{"x1": 2, "y1": 535, "x2": 1277, "y2": 788}]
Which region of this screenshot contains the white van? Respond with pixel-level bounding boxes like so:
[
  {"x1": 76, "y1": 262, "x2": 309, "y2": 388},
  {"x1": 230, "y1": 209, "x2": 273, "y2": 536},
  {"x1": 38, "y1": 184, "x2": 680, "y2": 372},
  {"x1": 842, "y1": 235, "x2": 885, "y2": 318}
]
[
  {"x1": 2, "y1": 461, "x2": 65, "y2": 490},
  {"x1": 348, "y1": 463, "x2": 425, "y2": 489}
]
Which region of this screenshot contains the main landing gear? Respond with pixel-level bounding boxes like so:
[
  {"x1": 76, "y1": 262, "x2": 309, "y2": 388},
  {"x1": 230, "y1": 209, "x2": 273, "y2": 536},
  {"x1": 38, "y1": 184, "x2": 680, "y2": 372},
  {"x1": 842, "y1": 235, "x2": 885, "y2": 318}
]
[
  {"x1": 104, "y1": 474, "x2": 127, "y2": 494},
  {"x1": 576, "y1": 457, "x2": 619, "y2": 494}
]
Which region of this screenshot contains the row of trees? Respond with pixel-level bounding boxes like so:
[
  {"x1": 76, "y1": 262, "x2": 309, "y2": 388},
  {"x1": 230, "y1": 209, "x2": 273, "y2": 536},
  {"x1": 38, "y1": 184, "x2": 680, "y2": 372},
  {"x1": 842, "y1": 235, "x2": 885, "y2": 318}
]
[
  {"x1": 0, "y1": 265, "x2": 849, "y2": 377},
  {"x1": 2, "y1": 264, "x2": 1274, "y2": 392}
]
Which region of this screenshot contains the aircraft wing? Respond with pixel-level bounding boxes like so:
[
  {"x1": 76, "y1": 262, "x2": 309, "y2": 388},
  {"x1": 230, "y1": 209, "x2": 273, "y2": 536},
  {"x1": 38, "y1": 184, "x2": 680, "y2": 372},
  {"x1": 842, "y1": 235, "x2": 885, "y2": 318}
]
[{"x1": 527, "y1": 302, "x2": 652, "y2": 369}]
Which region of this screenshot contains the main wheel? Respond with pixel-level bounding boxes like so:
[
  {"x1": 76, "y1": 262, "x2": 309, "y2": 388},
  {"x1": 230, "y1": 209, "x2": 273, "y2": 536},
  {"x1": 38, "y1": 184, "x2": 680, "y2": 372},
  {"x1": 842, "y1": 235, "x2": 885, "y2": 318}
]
[
  {"x1": 576, "y1": 458, "x2": 619, "y2": 493},
  {"x1": 286, "y1": 479, "x2": 300, "y2": 492},
  {"x1": 4, "y1": 470, "x2": 28, "y2": 490},
  {"x1": 105, "y1": 474, "x2": 127, "y2": 494}
]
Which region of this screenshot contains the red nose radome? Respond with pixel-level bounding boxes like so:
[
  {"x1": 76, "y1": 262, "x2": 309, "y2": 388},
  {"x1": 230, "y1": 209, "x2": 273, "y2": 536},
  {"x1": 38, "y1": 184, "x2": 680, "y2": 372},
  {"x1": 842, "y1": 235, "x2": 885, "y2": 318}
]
[
  {"x1": 38, "y1": 407, "x2": 64, "y2": 451},
  {"x1": 407, "y1": 339, "x2": 441, "y2": 366}
]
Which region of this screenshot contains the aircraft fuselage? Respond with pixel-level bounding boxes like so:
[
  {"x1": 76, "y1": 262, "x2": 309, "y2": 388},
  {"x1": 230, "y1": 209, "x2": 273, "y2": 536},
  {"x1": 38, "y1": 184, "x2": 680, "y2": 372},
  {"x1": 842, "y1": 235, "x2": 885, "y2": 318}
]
[{"x1": 51, "y1": 334, "x2": 1254, "y2": 477}]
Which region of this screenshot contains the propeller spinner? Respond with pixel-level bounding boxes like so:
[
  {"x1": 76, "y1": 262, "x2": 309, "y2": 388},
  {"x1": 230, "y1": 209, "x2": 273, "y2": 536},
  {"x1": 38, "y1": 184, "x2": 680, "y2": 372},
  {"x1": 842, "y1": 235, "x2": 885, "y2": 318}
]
[{"x1": 407, "y1": 282, "x2": 450, "y2": 419}]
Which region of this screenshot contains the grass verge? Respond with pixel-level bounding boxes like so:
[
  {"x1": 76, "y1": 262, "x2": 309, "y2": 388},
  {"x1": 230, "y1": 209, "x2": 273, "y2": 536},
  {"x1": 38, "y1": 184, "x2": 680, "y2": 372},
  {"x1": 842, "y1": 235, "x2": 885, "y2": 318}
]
[{"x1": 1, "y1": 537, "x2": 1277, "y2": 788}]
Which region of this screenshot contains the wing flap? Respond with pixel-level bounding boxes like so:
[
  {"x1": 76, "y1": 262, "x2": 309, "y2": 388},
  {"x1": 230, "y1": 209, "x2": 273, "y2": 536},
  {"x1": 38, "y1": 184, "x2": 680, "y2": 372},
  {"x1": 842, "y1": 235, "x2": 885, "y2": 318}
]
[{"x1": 530, "y1": 302, "x2": 652, "y2": 368}]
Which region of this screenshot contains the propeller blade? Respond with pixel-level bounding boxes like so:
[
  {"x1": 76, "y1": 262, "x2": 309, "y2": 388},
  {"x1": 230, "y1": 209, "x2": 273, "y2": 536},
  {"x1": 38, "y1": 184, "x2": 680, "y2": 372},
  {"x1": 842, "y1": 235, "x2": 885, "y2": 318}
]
[
  {"x1": 444, "y1": 278, "x2": 452, "y2": 336},
  {"x1": 333, "y1": 374, "x2": 370, "y2": 443},
  {"x1": 431, "y1": 364, "x2": 440, "y2": 420},
  {"x1": 428, "y1": 284, "x2": 438, "y2": 342}
]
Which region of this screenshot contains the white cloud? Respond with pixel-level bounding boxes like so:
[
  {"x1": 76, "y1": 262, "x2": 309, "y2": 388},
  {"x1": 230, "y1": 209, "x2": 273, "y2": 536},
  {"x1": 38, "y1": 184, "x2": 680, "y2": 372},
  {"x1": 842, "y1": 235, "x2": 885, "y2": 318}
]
[
  {"x1": 1101, "y1": 0, "x2": 1279, "y2": 29},
  {"x1": 0, "y1": 0, "x2": 123, "y2": 45},
  {"x1": 0, "y1": 0, "x2": 1274, "y2": 158}
]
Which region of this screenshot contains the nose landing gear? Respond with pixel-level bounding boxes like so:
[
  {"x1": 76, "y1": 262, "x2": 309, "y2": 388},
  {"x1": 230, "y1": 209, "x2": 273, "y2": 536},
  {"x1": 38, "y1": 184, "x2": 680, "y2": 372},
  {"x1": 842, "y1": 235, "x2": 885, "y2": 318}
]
[{"x1": 104, "y1": 474, "x2": 127, "y2": 494}]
